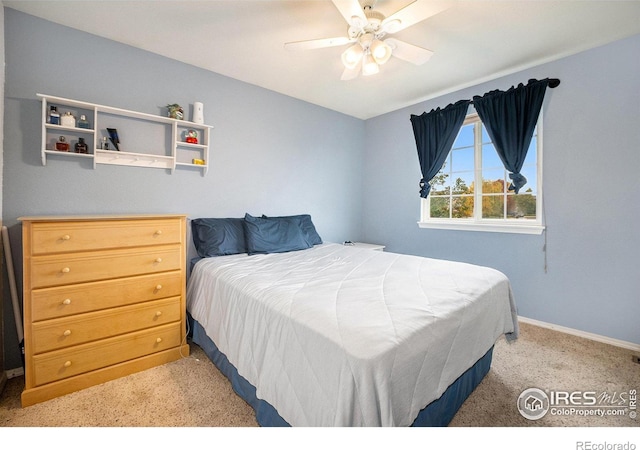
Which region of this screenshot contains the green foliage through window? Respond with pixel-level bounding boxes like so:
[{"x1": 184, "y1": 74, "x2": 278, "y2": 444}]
[{"x1": 423, "y1": 115, "x2": 541, "y2": 225}]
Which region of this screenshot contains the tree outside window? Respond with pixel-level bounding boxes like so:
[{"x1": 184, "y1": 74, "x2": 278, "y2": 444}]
[{"x1": 420, "y1": 114, "x2": 542, "y2": 234}]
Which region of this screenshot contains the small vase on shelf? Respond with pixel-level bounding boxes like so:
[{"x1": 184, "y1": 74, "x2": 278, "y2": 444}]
[{"x1": 193, "y1": 102, "x2": 204, "y2": 124}]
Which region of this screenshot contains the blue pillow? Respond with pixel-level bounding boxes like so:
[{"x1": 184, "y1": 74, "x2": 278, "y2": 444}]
[
  {"x1": 243, "y1": 213, "x2": 312, "y2": 255},
  {"x1": 262, "y1": 214, "x2": 323, "y2": 245},
  {"x1": 191, "y1": 218, "x2": 247, "y2": 257}
]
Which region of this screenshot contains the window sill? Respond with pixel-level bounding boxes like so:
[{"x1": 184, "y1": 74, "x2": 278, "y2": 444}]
[{"x1": 417, "y1": 220, "x2": 545, "y2": 235}]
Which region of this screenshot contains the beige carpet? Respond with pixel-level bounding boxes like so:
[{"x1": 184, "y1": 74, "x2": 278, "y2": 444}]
[{"x1": 1, "y1": 322, "x2": 638, "y2": 427}]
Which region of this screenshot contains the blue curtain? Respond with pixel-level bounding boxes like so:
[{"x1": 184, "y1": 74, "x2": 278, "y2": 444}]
[
  {"x1": 410, "y1": 100, "x2": 470, "y2": 198},
  {"x1": 472, "y1": 78, "x2": 550, "y2": 194}
]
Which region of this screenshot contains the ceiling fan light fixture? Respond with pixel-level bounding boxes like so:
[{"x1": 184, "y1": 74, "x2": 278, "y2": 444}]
[
  {"x1": 359, "y1": 32, "x2": 374, "y2": 48},
  {"x1": 285, "y1": 0, "x2": 447, "y2": 80},
  {"x1": 362, "y1": 53, "x2": 379, "y2": 76},
  {"x1": 341, "y1": 43, "x2": 364, "y2": 69},
  {"x1": 370, "y1": 39, "x2": 392, "y2": 65}
]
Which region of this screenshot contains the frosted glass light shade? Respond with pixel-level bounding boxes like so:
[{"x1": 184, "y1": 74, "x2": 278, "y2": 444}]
[
  {"x1": 370, "y1": 39, "x2": 392, "y2": 65},
  {"x1": 362, "y1": 53, "x2": 379, "y2": 76},
  {"x1": 341, "y1": 44, "x2": 364, "y2": 69}
]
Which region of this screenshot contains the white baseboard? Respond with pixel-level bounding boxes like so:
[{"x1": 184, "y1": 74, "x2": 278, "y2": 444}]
[
  {"x1": 518, "y1": 316, "x2": 640, "y2": 352},
  {"x1": 5, "y1": 367, "x2": 24, "y2": 379}
]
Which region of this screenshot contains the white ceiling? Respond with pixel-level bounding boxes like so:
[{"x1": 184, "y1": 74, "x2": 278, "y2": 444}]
[{"x1": 5, "y1": 0, "x2": 640, "y2": 119}]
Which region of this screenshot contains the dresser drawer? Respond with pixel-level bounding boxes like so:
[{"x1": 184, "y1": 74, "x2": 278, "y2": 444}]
[
  {"x1": 30, "y1": 245, "x2": 182, "y2": 288},
  {"x1": 29, "y1": 218, "x2": 182, "y2": 255},
  {"x1": 31, "y1": 271, "x2": 183, "y2": 321},
  {"x1": 32, "y1": 323, "x2": 183, "y2": 386},
  {"x1": 20, "y1": 214, "x2": 187, "y2": 405},
  {"x1": 32, "y1": 297, "x2": 181, "y2": 354}
]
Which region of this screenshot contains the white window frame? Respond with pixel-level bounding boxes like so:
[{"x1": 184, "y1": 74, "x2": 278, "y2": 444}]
[{"x1": 418, "y1": 113, "x2": 544, "y2": 235}]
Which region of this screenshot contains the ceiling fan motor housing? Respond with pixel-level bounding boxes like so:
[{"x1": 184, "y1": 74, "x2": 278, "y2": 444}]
[
  {"x1": 348, "y1": 8, "x2": 386, "y2": 37},
  {"x1": 365, "y1": 10, "x2": 385, "y2": 29}
]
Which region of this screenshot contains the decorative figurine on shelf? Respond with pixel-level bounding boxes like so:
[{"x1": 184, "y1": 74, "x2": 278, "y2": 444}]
[
  {"x1": 185, "y1": 129, "x2": 198, "y2": 144},
  {"x1": 55, "y1": 136, "x2": 69, "y2": 152},
  {"x1": 61, "y1": 111, "x2": 76, "y2": 128},
  {"x1": 166, "y1": 104, "x2": 184, "y2": 120},
  {"x1": 75, "y1": 137, "x2": 88, "y2": 154},
  {"x1": 107, "y1": 128, "x2": 120, "y2": 151}
]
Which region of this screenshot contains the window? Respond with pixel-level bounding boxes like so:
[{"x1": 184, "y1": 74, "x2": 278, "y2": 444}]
[{"x1": 418, "y1": 114, "x2": 544, "y2": 234}]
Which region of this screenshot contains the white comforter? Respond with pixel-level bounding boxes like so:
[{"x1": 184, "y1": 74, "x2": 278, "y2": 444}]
[{"x1": 187, "y1": 243, "x2": 518, "y2": 426}]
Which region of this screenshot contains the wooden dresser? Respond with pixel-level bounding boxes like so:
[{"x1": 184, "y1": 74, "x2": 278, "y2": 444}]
[{"x1": 20, "y1": 214, "x2": 189, "y2": 406}]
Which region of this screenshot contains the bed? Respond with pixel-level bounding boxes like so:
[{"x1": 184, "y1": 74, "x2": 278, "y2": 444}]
[{"x1": 186, "y1": 214, "x2": 518, "y2": 427}]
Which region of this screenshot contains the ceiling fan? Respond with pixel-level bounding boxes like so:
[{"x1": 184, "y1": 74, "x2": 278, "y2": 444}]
[{"x1": 284, "y1": 0, "x2": 450, "y2": 80}]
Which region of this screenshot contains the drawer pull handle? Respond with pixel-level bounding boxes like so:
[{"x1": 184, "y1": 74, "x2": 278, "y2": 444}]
[
  {"x1": 62, "y1": 298, "x2": 72, "y2": 305},
  {"x1": 156, "y1": 337, "x2": 162, "y2": 343},
  {"x1": 155, "y1": 230, "x2": 163, "y2": 236},
  {"x1": 64, "y1": 361, "x2": 72, "y2": 368},
  {"x1": 155, "y1": 284, "x2": 163, "y2": 291},
  {"x1": 155, "y1": 311, "x2": 162, "y2": 317},
  {"x1": 61, "y1": 267, "x2": 70, "y2": 273},
  {"x1": 63, "y1": 329, "x2": 71, "y2": 336},
  {"x1": 62, "y1": 235, "x2": 71, "y2": 241},
  {"x1": 155, "y1": 258, "x2": 162, "y2": 263}
]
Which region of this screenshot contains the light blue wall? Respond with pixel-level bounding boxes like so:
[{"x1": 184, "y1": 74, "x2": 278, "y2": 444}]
[
  {"x1": 3, "y1": 7, "x2": 639, "y2": 372},
  {"x1": 1, "y1": 9, "x2": 364, "y2": 369},
  {"x1": 362, "y1": 33, "x2": 640, "y2": 346}
]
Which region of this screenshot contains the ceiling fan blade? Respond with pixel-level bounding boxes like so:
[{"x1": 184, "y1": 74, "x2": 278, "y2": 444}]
[
  {"x1": 284, "y1": 36, "x2": 353, "y2": 51},
  {"x1": 385, "y1": 38, "x2": 433, "y2": 65},
  {"x1": 332, "y1": 0, "x2": 367, "y2": 27},
  {"x1": 382, "y1": 1, "x2": 451, "y2": 33},
  {"x1": 341, "y1": 62, "x2": 361, "y2": 80}
]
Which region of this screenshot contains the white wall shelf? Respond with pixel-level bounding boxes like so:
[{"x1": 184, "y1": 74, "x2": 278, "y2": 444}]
[
  {"x1": 94, "y1": 150, "x2": 175, "y2": 169},
  {"x1": 38, "y1": 93, "x2": 212, "y2": 175}
]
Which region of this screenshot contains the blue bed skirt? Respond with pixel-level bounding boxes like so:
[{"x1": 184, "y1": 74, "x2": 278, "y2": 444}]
[{"x1": 189, "y1": 314, "x2": 492, "y2": 427}]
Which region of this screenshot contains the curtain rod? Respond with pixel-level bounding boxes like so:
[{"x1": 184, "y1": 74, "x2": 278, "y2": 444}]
[
  {"x1": 548, "y1": 78, "x2": 561, "y2": 88},
  {"x1": 465, "y1": 78, "x2": 560, "y2": 106},
  {"x1": 421, "y1": 78, "x2": 561, "y2": 113}
]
